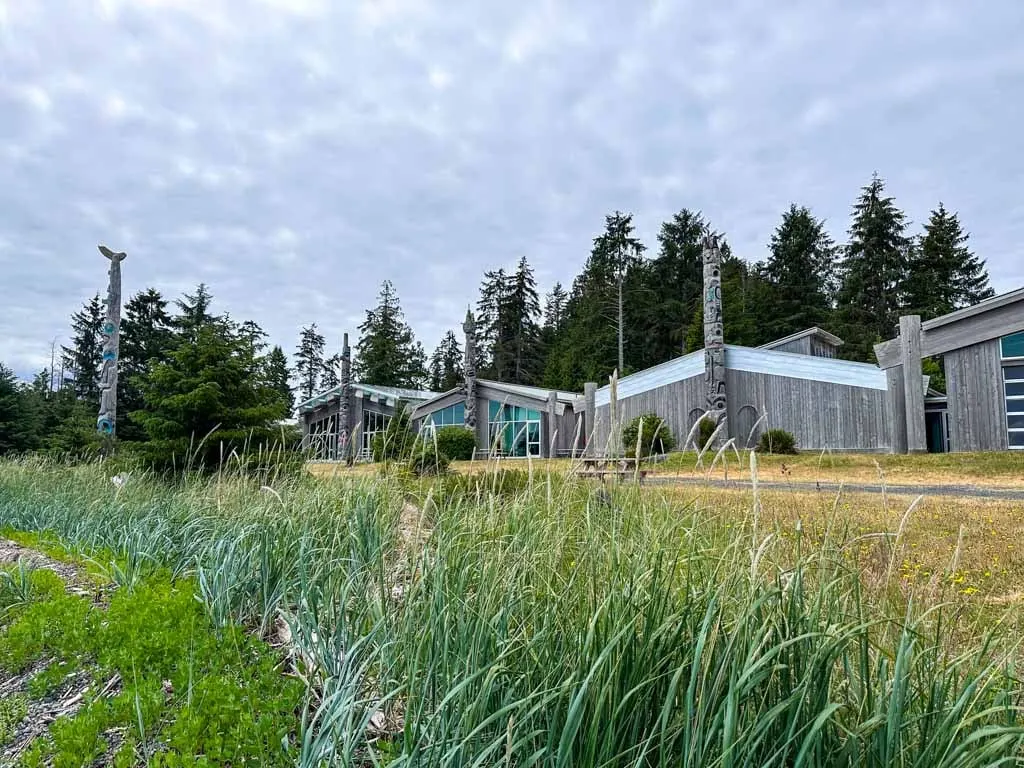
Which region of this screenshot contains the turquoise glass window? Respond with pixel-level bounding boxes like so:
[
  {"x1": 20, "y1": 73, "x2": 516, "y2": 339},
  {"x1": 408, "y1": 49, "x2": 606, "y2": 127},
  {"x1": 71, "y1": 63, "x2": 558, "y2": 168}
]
[
  {"x1": 1001, "y1": 331, "x2": 1024, "y2": 360},
  {"x1": 425, "y1": 402, "x2": 465, "y2": 428},
  {"x1": 486, "y1": 401, "x2": 542, "y2": 457}
]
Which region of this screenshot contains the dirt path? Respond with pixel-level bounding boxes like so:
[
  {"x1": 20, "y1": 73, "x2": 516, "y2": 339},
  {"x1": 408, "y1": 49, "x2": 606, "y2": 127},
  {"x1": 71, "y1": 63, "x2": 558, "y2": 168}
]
[{"x1": 0, "y1": 538, "x2": 90, "y2": 589}]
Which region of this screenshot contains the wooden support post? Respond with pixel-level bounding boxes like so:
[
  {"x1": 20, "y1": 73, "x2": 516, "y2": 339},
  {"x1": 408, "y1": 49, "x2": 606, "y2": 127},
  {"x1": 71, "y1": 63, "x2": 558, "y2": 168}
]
[
  {"x1": 583, "y1": 382, "x2": 597, "y2": 457},
  {"x1": 900, "y1": 315, "x2": 926, "y2": 453},
  {"x1": 886, "y1": 366, "x2": 908, "y2": 454},
  {"x1": 609, "y1": 370, "x2": 620, "y2": 457},
  {"x1": 339, "y1": 333, "x2": 353, "y2": 465},
  {"x1": 546, "y1": 391, "x2": 558, "y2": 459}
]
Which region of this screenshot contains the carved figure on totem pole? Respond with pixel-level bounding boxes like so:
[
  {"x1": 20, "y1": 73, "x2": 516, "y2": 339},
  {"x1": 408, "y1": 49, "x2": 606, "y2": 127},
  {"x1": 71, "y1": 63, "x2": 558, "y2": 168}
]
[
  {"x1": 702, "y1": 233, "x2": 727, "y2": 422},
  {"x1": 338, "y1": 333, "x2": 353, "y2": 465},
  {"x1": 462, "y1": 308, "x2": 477, "y2": 428},
  {"x1": 97, "y1": 245, "x2": 126, "y2": 444}
]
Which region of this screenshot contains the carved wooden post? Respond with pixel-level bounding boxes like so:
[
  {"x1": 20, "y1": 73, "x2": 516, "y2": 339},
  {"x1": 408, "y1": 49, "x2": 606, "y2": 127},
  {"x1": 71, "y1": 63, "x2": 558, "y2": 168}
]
[
  {"x1": 97, "y1": 245, "x2": 126, "y2": 455},
  {"x1": 462, "y1": 309, "x2": 477, "y2": 429},
  {"x1": 338, "y1": 333, "x2": 353, "y2": 465},
  {"x1": 583, "y1": 382, "x2": 597, "y2": 457},
  {"x1": 608, "y1": 369, "x2": 620, "y2": 457},
  {"x1": 546, "y1": 390, "x2": 558, "y2": 458},
  {"x1": 900, "y1": 315, "x2": 926, "y2": 453},
  {"x1": 702, "y1": 234, "x2": 727, "y2": 435}
]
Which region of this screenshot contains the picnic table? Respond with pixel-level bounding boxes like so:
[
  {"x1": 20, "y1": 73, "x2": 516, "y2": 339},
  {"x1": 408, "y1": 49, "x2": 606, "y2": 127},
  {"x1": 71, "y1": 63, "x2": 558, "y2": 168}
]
[{"x1": 574, "y1": 455, "x2": 648, "y2": 483}]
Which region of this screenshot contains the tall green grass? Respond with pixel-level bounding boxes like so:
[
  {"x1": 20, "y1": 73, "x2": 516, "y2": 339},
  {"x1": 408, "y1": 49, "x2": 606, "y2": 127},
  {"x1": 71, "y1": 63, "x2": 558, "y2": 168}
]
[{"x1": 0, "y1": 456, "x2": 1021, "y2": 766}]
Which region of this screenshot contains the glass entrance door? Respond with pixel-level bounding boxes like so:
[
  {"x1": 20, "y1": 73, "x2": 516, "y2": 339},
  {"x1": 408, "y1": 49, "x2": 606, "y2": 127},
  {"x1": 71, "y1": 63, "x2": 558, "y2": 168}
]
[{"x1": 487, "y1": 402, "x2": 542, "y2": 457}]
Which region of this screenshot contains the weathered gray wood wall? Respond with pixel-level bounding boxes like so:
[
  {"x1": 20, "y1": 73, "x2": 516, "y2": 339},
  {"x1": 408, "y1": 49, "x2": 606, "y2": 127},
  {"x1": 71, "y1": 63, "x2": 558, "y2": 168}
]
[
  {"x1": 594, "y1": 375, "x2": 705, "y2": 451},
  {"x1": 767, "y1": 337, "x2": 812, "y2": 356},
  {"x1": 945, "y1": 339, "x2": 1008, "y2": 451},
  {"x1": 596, "y1": 371, "x2": 890, "y2": 452},
  {"x1": 726, "y1": 370, "x2": 890, "y2": 451}
]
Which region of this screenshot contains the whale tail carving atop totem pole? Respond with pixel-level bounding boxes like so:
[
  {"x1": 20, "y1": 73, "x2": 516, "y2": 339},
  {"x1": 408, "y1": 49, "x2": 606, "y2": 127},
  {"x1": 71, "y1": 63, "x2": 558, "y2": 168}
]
[
  {"x1": 462, "y1": 308, "x2": 477, "y2": 429},
  {"x1": 97, "y1": 245, "x2": 127, "y2": 453},
  {"x1": 702, "y1": 233, "x2": 727, "y2": 434}
]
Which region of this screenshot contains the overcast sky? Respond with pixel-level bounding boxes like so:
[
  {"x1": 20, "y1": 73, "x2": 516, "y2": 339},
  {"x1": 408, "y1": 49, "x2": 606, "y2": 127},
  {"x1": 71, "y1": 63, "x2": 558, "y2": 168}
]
[{"x1": 2, "y1": 1, "x2": 1023, "y2": 380}]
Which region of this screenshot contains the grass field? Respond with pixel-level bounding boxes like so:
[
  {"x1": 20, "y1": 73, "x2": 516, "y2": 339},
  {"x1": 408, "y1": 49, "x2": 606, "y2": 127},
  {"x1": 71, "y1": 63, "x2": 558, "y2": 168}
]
[
  {"x1": 309, "y1": 449, "x2": 1024, "y2": 487},
  {"x1": 2, "y1": 456, "x2": 1024, "y2": 765}
]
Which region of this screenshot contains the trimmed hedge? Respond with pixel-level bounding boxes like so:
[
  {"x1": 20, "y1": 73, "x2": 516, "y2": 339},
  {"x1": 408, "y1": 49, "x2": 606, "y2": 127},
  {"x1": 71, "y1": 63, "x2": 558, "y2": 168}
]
[
  {"x1": 758, "y1": 428, "x2": 798, "y2": 455},
  {"x1": 432, "y1": 426, "x2": 477, "y2": 461}
]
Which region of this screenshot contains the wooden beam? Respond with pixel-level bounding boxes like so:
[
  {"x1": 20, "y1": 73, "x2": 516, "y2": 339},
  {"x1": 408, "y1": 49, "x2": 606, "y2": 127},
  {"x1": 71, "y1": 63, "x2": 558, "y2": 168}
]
[
  {"x1": 874, "y1": 337, "x2": 902, "y2": 369},
  {"x1": 900, "y1": 315, "x2": 926, "y2": 453},
  {"x1": 583, "y1": 383, "x2": 597, "y2": 457}
]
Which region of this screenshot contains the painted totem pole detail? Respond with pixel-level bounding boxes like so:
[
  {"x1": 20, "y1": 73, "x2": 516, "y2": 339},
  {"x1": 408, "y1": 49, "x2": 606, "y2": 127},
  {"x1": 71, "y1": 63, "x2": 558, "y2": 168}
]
[
  {"x1": 462, "y1": 309, "x2": 477, "y2": 428},
  {"x1": 702, "y1": 234, "x2": 727, "y2": 420},
  {"x1": 338, "y1": 333, "x2": 352, "y2": 463},
  {"x1": 97, "y1": 245, "x2": 126, "y2": 438}
]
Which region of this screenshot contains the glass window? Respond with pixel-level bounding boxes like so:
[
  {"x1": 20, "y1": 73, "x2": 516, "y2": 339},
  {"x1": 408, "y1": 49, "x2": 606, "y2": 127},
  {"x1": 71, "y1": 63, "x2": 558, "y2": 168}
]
[
  {"x1": 1010, "y1": 432, "x2": 1024, "y2": 448},
  {"x1": 486, "y1": 401, "x2": 542, "y2": 457},
  {"x1": 1004, "y1": 365, "x2": 1024, "y2": 382},
  {"x1": 1007, "y1": 414, "x2": 1024, "y2": 429},
  {"x1": 1001, "y1": 332, "x2": 1024, "y2": 360},
  {"x1": 1007, "y1": 382, "x2": 1024, "y2": 397},
  {"x1": 423, "y1": 402, "x2": 466, "y2": 432}
]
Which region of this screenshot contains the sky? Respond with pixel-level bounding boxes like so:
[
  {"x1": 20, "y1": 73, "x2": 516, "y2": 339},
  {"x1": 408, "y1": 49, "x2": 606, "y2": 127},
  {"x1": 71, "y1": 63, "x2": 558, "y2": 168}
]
[{"x1": 2, "y1": 0, "x2": 1023, "y2": 380}]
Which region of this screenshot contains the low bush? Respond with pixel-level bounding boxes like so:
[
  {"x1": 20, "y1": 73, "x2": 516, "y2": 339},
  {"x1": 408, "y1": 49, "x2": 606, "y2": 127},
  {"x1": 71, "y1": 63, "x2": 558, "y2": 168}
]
[
  {"x1": 698, "y1": 416, "x2": 717, "y2": 449},
  {"x1": 371, "y1": 404, "x2": 417, "y2": 463},
  {"x1": 758, "y1": 428, "x2": 798, "y2": 454},
  {"x1": 434, "y1": 468, "x2": 532, "y2": 499},
  {"x1": 432, "y1": 426, "x2": 477, "y2": 461},
  {"x1": 623, "y1": 413, "x2": 675, "y2": 458},
  {"x1": 407, "y1": 445, "x2": 450, "y2": 476}
]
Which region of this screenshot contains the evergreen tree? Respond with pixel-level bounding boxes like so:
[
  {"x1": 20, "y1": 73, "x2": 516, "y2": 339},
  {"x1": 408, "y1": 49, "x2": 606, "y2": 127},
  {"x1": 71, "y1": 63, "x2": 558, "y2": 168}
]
[
  {"x1": 835, "y1": 173, "x2": 911, "y2": 361},
  {"x1": 541, "y1": 283, "x2": 568, "y2": 339},
  {"x1": 476, "y1": 268, "x2": 509, "y2": 378},
  {"x1": 506, "y1": 256, "x2": 543, "y2": 384},
  {"x1": 354, "y1": 281, "x2": 427, "y2": 388},
  {"x1": 174, "y1": 283, "x2": 217, "y2": 339},
  {"x1": 61, "y1": 294, "x2": 104, "y2": 402},
  {"x1": 295, "y1": 324, "x2": 326, "y2": 402},
  {"x1": 0, "y1": 363, "x2": 40, "y2": 454},
  {"x1": 763, "y1": 205, "x2": 838, "y2": 339},
  {"x1": 638, "y1": 209, "x2": 708, "y2": 364},
  {"x1": 120, "y1": 288, "x2": 174, "y2": 441},
  {"x1": 428, "y1": 330, "x2": 463, "y2": 391},
  {"x1": 321, "y1": 354, "x2": 341, "y2": 390},
  {"x1": 133, "y1": 323, "x2": 285, "y2": 469},
  {"x1": 904, "y1": 204, "x2": 994, "y2": 319},
  {"x1": 263, "y1": 345, "x2": 294, "y2": 415}
]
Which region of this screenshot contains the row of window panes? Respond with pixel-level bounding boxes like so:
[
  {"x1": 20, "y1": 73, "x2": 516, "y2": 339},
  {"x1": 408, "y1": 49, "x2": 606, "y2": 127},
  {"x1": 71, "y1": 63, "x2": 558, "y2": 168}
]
[
  {"x1": 1005, "y1": 346, "x2": 1024, "y2": 448},
  {"x1": 424, "y1": 402, "x2": 465, "y2": 428},
  {"x1": 1002, "y1": 331, "x2": 1024, "y2": 360},
  {"x1": 487, "y1": 401, "x2": 542, "y2": 457}
]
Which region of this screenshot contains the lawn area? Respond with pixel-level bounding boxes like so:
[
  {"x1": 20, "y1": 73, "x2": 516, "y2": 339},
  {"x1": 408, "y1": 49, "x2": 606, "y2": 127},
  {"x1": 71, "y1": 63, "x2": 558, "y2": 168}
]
[
  {"x1": 308, "y1": 449, "x2": 1024, "y2": 487},
  {"x1": 2, "y1": 457, "x2": 1024, "y2": 765}
]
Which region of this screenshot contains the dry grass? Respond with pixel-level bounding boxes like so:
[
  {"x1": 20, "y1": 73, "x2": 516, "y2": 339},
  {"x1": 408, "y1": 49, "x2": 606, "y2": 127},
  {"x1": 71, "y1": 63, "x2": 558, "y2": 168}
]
[{"x1": 654, "y1": 483, "x2": 1024, "y2": 603}]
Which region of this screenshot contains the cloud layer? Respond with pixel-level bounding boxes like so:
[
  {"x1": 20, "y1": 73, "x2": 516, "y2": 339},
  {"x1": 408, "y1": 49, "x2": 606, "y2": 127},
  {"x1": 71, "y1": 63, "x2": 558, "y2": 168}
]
[{"x1": 2, "y1": 0, "x2": 1023, "y2": 378}]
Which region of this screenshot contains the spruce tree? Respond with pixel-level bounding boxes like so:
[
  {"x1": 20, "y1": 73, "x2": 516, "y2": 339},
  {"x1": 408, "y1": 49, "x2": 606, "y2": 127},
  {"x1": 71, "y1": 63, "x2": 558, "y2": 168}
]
[
  {"x1": 120, "y1": 288, "x2": 174, "y2": 441},
  {"x1": 835, "y1": 173, "x2": 911, "y2": 361},
  {"x1": 428, "y1": 331, "x2": 463, "y2": 391},
  {"x1": 639, "y1": 208, "x2": 707, "y2": 364},
  {"x1": 263, "y1": 345, "x2": 294, "y2": 415},
  {"x1": 476, "y1": 268, "x2": 510, "y2": 378},
  {"x1": 174, "y1": 283, "x2": 216, "y2": 339},
  {"x1": 506, "y1": 256, "x2": 542, "y2": 384},
  {"x1": 904, "y1": 204, "x2": 994, "y2": 319},
  {"x1": 321, "y1": 354, "x2": 341, "y2": 390},
  {"x1": 61, "y1": 294, "x2": 104, "y2": 403},
  {"x1": 295, "y1": 324, "x2": 326, "y2": 401},
  {"x1": 354, "y1": 281, "x2": 427, "y2": 388},
  {"x1": 0, "y1": 363, "x2": 40, "y2": 454},
  {"x1": 763, "y1": 205, "x2": 838, "y2": 339}
]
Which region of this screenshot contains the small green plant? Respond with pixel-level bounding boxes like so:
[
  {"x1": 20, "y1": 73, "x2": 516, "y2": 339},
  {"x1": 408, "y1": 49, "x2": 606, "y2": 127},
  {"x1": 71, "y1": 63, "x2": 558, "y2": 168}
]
[
  {"x1": 407, "y1": 444, "x2": 450, "y2": 476},
  {"x1": 758, "y1": 428, "x2": 798, "y2": 454},
  {"x1": 371, "y1": 404, "x2": 417, "y2": 463},
  {"x1": 698, "y1": 416, "x2": 717, "y2": 449},
  {"x1": 431, "y1": 426, "x2": 477, "y2": 461},
  {"x1": 623, "y1": 413, "x2": 676, "y2": 458},
  {"x1": 0, "y1": 692, "x2": 27, "y2": 746}
]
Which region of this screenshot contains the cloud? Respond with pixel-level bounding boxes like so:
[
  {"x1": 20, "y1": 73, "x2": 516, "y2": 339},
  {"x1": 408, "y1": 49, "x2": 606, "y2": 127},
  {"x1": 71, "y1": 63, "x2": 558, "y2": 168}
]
[{"x1": 1, "y1": 0, "x2": 1023, "y2": 381}]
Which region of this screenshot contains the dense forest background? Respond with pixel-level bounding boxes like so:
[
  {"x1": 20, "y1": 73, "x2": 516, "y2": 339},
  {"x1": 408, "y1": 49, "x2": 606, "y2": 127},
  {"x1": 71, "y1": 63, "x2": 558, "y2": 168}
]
[{"x1": 0, "y1": 173, "x2": 996, "y2": 461}]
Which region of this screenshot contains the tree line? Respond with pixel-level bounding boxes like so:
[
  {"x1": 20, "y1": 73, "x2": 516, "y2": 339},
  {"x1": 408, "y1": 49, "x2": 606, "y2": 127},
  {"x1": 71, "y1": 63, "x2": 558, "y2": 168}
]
[{"x1": 0, "y1": 172, "x2": 996, "y2": 460}]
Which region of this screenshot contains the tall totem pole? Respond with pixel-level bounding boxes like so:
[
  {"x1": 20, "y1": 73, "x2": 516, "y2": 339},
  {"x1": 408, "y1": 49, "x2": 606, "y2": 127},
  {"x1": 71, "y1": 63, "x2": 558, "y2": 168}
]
[
  {"x1": 338, "y1": 333, "x2": 353, "y2": 465},
  {"x1": 97, "y1": 245, "x2": 127, "y2": 454},
  {"x1": 702, "y1": 234, "x2": 727, "y2": 431},
  {"x1": 462, "y1": 308, "x2": 477, "y2": 429}
]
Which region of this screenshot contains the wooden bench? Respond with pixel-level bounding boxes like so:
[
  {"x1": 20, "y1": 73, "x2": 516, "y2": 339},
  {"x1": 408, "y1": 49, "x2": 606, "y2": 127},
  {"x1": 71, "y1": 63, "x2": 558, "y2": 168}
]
[
  {"x1": 575, "y1": 468, "x2": 648, "y2": 483},
  {"x1": 574, "y1": 456, "x2": 647, "y2": 483}
]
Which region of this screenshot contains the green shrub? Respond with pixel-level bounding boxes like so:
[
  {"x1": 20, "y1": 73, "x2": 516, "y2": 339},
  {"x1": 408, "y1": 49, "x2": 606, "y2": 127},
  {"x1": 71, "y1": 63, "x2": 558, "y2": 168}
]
[
  {"x1": 371, "y1": 404, "x2": 416, "y2": 463},
  {"x1": 698, "y1": 416, "x2": 717, "y2": 449},
  {"x1": 407, "y1": 445, "x2": 450, "y2": 476},
  {"x1": 431, "y1": 426, "x2": 477, "y2": 461},
  {"x1": 623, "y1": 413, "x2": 675, "y2": 458},
  {"x1": 758, "y1": 428, "x2": 798, "y2": 454},
  {"x1": 434, "y1": 468, "x2": 532, "y2": 499}
]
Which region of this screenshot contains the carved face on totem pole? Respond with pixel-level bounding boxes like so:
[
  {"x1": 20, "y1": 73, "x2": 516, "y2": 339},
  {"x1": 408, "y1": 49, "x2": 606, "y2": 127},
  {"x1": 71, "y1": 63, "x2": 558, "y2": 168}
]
[{"x1": 701, "y1": 233, "x2": 727, "y2": 415}]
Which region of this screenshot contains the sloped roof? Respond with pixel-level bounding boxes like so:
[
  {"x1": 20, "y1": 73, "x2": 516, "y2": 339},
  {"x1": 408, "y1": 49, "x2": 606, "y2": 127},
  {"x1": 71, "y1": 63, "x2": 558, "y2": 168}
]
[
  {"x1": 409, "y1": 379, "x2": 583, "y2": 419},
  {"x1": 296, "y1": 382, "x2": 440, "y2": 413},
  {"x1": 758, "y1": 326, "x2": 844, "y2": 350}
]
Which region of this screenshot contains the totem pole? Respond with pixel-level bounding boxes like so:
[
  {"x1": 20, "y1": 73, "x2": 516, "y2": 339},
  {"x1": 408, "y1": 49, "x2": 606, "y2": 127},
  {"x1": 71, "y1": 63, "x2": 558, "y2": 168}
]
[
  {"x1": 338, "y1": 333, "x2": 353, "y2": 465},
  {"x1": 97, "y1": 245, "x2": 127, "y2": 454},
  {"x1": 702, "y1": 234, "x2": 727, "y2": 431},
  {"x1": 462, "y1": 308, "x2": 477, "y2": 429}
]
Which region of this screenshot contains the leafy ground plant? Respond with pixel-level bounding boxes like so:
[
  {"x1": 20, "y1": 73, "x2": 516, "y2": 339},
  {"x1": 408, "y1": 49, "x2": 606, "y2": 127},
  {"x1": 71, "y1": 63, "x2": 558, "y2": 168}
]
[{"x1": 0, "y1": 456, "x2": 1023, "y2": 765}]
